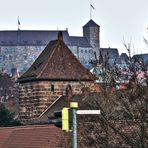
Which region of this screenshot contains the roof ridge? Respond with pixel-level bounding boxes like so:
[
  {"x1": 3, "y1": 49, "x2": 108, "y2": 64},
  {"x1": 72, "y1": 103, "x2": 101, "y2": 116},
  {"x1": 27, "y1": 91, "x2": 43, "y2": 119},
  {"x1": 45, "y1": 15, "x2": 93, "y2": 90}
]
[{"x1": 83, "y1": 19, "x2": 100, "y2": 27}]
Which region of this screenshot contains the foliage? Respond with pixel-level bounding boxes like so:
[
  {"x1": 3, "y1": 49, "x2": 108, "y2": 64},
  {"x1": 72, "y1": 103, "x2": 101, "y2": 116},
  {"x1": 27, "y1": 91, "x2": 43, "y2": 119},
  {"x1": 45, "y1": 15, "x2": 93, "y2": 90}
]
[{"x1": 0, "y1": 103, "x2": 21, "y2": 127}]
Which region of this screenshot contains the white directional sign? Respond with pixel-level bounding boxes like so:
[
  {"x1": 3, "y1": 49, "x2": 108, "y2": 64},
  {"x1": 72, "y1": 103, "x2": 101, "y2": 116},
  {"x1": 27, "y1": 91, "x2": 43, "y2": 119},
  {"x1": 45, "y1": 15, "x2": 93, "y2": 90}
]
[{"x1": 77, "y1": 110, "x2": 101, "y2": 115}]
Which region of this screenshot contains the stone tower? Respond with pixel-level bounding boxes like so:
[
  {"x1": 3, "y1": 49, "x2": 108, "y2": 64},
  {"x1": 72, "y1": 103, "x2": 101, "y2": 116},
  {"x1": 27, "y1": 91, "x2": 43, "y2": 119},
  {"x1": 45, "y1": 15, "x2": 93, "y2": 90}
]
[
  {"x1": 83, "y1": 19, "x2": 100, "y2": 58},
  {"x1": 18, "y1": 32, "x2": 95, "y2": 122}
]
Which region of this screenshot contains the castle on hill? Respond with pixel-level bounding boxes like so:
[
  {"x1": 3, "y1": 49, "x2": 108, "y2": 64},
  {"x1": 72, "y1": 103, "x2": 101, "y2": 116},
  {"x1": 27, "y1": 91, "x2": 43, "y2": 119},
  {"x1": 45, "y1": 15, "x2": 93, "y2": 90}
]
[
  {"x1": 0, "y1": 19, "x2": 121, "y2": 74},
  {"x1": 0, "y1": 20, "x2": 100, "y2": 73}
]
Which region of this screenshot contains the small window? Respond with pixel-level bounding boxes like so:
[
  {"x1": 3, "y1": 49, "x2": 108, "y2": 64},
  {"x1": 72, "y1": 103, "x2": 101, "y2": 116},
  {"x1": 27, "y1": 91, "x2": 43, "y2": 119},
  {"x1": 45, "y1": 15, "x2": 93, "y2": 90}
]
[
  {"x1": 23, "y1": 41, "x2": 28, "y2": 44},
  {"x1": 51, "y1": 84, "x2": 54, "y2": 92},
  {"x1": 1, "y1": 41, "x2": 6, "y2": 44},
  {"x1": 9, "y1": 41, "x2": 14, "y2": 44}
]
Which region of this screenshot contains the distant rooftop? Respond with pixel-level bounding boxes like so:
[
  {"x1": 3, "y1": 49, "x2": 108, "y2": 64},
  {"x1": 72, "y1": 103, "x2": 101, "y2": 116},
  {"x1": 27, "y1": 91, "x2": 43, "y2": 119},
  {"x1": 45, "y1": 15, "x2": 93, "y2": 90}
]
[
  {"x1": 68, "y1": 36, "x2": 92, "y2": 47},
  {"x1": 0, "y1": 29, "x2": 93, "y2": 48},
  {"x1": 100, "y1": 48, "x2": 119, "y2": 59},
  {"x1": 132, "y1": 53, "x2": 148, "y2": 64},
  {"x1": 83, "y1": 19, "x2": 100, "y2": 28},
  {"x1": 0, "y1": 30, "x2": 69, "y2": 46}
]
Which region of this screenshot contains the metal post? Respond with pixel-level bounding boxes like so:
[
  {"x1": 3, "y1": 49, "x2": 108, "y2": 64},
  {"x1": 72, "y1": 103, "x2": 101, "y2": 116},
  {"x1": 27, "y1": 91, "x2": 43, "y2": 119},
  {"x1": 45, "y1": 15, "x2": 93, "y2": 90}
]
[
  {"x1": 72, "y1": 108, "x2": 77, "y2": 148},
  {"x1": 70, "y1": 102, "x2": 78, "y2": 148}
]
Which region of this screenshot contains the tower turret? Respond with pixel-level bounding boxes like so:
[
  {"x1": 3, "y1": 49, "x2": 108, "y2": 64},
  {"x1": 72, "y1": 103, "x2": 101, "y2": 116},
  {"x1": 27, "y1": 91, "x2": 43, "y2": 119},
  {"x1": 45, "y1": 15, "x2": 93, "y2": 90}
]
[{"x1": 83, "y1": 19, "x2": 100, "y2": 49}]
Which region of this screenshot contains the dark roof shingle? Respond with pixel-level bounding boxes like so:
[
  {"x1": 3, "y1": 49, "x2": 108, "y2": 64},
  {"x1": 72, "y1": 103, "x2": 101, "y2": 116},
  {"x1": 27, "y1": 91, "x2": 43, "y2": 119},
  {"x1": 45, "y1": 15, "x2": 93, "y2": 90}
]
[
  {"x1": 100, "y1": 48, "x2": 119, "y2": 59},
  {"x1": 68, "y1": 36, "x2": 92, "y2": 47},
  {"x1": 83, "y1": 19, "x2": 100, "y2": 27},
  {"x1": 0, "y1": 30, "x2": 69, "y2": 46},
  {"x1": 132, "y1": 53, "x2": 148, "y2": 64}
]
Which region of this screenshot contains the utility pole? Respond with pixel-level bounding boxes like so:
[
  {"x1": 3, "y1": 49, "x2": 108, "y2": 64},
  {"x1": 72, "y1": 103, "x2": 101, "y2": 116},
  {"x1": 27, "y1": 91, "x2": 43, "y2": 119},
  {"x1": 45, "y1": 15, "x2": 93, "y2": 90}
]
[{"x1": 70, "y1": 102, "x2": 78, "y2": 148}]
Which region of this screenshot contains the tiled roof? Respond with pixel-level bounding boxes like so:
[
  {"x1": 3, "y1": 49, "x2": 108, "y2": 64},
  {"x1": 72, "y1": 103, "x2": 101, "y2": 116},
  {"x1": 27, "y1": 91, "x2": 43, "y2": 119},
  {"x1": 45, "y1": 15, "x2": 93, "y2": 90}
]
[
  {"x1": 18, "y1": 34, "x2": 95, "y2": 82},
  {"x1": 120, "y1": 53, "x2": 129, "y2": 60},
  {"x1": 100, "y1": 48, "x2": 119, "y2": 59},
  {"x1": 0, "y1": 30, "x2": 69, "y2": 46},
  {"x1": 0, "y1": 125, "x2": 70, "y2": 148},
  {"x1": 83, "y1": 19, "x2": 100, "y2": 27},
  {"x1": 132, "y1": 53, "x2": 148, "y2": 64},
  {"x1": 68, "y1": 36, "x2": 92, "y2": 47}
]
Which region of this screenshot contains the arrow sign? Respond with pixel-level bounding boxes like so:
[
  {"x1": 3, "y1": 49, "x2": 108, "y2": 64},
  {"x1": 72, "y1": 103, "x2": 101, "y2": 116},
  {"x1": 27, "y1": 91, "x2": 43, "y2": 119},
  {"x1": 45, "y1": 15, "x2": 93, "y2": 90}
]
[{"x1": 77, "y1": 110, "x2": 100, "y2": 115}]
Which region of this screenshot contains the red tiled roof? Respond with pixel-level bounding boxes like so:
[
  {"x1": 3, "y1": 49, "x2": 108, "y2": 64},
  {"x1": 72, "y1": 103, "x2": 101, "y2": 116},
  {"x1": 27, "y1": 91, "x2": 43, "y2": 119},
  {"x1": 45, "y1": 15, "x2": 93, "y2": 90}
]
[
  {"x1": 0, "y1": 125, "x2": 70, "y2": 148},
  {"x1": 18, "y1": 34, "x2": 95, "y2": 82}
]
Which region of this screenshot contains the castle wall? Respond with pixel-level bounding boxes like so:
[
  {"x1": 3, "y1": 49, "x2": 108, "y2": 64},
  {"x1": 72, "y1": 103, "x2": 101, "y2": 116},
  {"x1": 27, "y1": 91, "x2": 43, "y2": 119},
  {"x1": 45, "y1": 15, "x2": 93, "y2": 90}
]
[
  {"x1": 69, "y1": 45, "x2": 94, "y2": 65},
  {"x1": 0, "y1": 46, "x2": 44, "y2": 73},
  {"x1": 0, "y1": 44, "x2": 95, "y2": 74}
]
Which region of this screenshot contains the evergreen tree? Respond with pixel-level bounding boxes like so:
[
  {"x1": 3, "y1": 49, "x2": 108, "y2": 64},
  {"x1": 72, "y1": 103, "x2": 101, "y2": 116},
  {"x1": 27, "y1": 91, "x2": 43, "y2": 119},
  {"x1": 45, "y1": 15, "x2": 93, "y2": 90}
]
[{"x1": 0, "y1": 103, "x2": 21, "y2": 127}]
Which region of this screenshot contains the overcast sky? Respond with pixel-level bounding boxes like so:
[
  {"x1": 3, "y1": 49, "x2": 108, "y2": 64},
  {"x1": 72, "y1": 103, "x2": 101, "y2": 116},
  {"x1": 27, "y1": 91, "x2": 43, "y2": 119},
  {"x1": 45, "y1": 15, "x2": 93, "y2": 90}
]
[{"x1": 0, "y1": 0, "x2": 148, "y2": 54}]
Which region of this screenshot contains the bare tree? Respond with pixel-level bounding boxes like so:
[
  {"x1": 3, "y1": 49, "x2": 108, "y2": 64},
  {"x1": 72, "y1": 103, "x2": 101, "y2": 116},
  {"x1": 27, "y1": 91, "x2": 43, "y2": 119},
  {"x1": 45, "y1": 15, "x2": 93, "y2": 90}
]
[{"x1": 75, "y1": 41, "x2": 148, "y2": 148}]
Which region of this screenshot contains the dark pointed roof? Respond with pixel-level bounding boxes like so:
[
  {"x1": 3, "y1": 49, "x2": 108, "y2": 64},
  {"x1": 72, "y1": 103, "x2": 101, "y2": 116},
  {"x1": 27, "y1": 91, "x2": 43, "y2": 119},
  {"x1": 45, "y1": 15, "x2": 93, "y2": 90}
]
[
  {"x1": 132, "y1": 53, "x2": 148, "y2": 64},
  {"x1": 83, "y1": 19, "x2": 100, "y2": 28},
  {"x1": 18, "y1": 33, "x2": 95, "y2": 82},
  {"x1": 120, "y1": 53, "x2": 129, "y2": 62},
  {"x1": 100, "y1": 48, "x2": 119, "y2": 59},
  {"x1": 68, "y1": 36, "x2": 92, "y2": 47}
]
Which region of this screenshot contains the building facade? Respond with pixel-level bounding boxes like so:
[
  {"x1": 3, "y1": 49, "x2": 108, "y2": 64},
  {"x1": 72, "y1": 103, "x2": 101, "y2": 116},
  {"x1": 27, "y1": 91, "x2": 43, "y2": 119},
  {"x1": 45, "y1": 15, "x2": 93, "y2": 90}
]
[{"x1": 0, "y1": 19, "x2": 100, "y2": 74}]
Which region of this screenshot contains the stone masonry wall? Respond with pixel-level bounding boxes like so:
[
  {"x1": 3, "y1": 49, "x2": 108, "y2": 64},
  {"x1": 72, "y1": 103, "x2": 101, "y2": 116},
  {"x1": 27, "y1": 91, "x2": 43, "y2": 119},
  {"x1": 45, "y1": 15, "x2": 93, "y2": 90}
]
[{"x1": 19, "y1": 80, "x2": 95, "y2": 121}]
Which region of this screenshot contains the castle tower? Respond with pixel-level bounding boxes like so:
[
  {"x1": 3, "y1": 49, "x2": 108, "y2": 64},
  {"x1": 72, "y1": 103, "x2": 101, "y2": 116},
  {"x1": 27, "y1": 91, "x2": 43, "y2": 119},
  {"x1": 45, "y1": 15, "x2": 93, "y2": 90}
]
[
  {"x1": 83, "y1": 20, "x2": 100, "y2": 48},
  {"x1": 83, "y1": 19, "x2": 100, "y2": 51}
]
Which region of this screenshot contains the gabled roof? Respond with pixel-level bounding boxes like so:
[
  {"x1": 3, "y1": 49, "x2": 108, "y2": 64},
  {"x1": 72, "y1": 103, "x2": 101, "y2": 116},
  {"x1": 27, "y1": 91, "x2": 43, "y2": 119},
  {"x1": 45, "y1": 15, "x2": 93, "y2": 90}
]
[
  {"x1": 120, "y1": 53, "x2": 129, "y2": 63},
  {"x1": 100, "y1": 48, "x2": 119, "y2": 59},
  {"x1": 132, "y1": 53, "x2": 148, "y2": 64},
  {"x1": 18, "y1": 33, "x2": 95, "y2": 82},
  {"x1": 0, "y1": 125, "x2": 70, "y2": 148},
  {"x1": 120, "y1": 53, "x2": 129, "y2": 60},
  {"x1": 68, "y1": 36, "x2": 92, "y2": 47},
  {"x1": 83, "y1": 19, "x2": 100, "y2": 28}
]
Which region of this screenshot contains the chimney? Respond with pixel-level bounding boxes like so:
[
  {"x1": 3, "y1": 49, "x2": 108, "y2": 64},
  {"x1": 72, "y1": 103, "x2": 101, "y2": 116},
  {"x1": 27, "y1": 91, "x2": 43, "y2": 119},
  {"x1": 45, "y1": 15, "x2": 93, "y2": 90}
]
[
  {"x1": 11, "y1": 68, "x2": 17, "y2": 78},
  {"x1": 58, "y1": 31, "x2": 63, "y2": 41}
]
